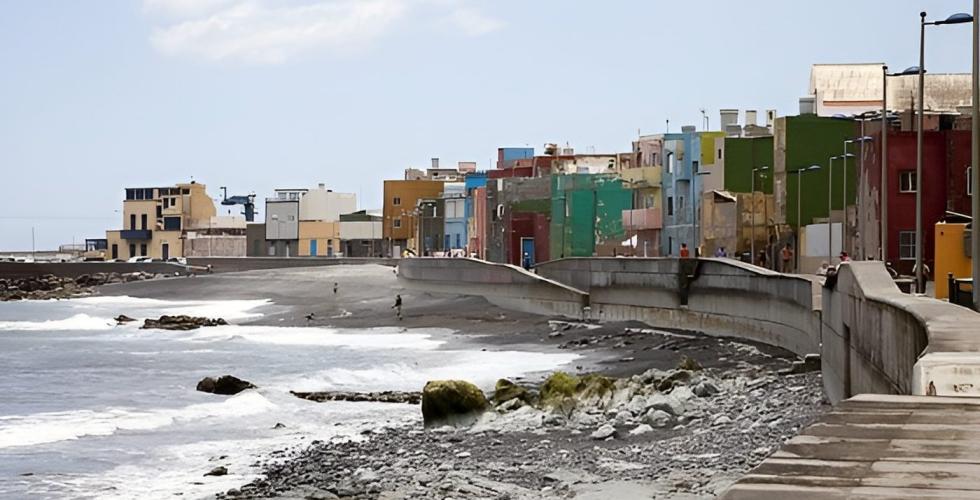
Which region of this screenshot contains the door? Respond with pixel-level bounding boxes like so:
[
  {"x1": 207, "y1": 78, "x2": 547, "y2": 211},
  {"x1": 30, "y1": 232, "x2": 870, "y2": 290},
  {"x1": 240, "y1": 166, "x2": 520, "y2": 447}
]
[
  {"x1": 111, "y1": 244, "x2": 118, "y2": 260},
  {"x1": 309, "y1": 239, "x2": 318, "y2": 256},
  {"x1": 162, "y1": 243, "x2": 169, "y2": 260},
  {"x1": 521, "y1": 238, "x2": 535, "y2": 268}
]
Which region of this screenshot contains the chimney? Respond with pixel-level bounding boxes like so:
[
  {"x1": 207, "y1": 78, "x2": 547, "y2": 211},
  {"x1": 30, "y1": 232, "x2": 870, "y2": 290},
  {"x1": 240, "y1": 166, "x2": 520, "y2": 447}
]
[
  {"x1": 681, "y1": 125, "x2": 697, "y2": 133},
  {"x1": 799, "y1": 97, "x2": 816, "y2": 115},
  {"x1": 766, "y1": 110, "x2": 777, "y2": 128},
  {"x1": 719, "y1": 109, "x2": 739, "y2": 129},
  {"x1": 745, "y1": 110, "x2": 758, "y2": 127},
  {"x1": 431, "y1": 158, "x2": 439, "y2": 169}
]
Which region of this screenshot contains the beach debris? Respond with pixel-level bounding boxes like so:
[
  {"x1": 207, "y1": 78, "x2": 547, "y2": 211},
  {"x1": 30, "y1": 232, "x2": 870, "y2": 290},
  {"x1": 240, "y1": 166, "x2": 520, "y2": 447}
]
[{"x1": 196, "y1": 375, "x2": 256, "y2": 395}]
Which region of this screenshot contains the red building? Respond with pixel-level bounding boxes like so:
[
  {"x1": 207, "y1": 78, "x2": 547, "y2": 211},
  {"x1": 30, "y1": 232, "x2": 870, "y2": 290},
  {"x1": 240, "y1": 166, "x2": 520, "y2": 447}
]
[{"x1": 859, "y1": 121, "x2": 972, "y2": 276}]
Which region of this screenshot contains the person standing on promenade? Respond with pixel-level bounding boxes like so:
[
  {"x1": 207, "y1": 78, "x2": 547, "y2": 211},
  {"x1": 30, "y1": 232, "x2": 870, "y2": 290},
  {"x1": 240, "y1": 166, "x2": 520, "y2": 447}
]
[
  {"x1": 679, "y1": 243, "x2": 690, "y2": 258},
  {"x1": 781, "y1": 244, "x2": 794, "y2": 273},
  {"x1": 392, "y1": 294, "x2": 402, "y2": 321}
]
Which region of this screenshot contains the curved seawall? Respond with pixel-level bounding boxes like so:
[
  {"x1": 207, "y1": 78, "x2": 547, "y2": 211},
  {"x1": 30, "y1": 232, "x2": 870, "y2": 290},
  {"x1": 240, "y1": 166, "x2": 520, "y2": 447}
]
[{"x1": 398, "y1": 257, "x2": 980, "y2": 402}]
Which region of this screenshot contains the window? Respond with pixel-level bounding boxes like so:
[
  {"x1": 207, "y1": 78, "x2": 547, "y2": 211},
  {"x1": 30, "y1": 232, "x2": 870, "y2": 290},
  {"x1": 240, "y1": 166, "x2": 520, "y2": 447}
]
[
  {"x1": 456, "y1": 234, "x2": 461, "y2": 248},
  {"x1": 111, "y1": 244, "x2": 118, "y2": 260},
  {"x1": 163, "y1": 217, "x2": 181, "y2": 231},
  {"x1": 129, "y1": 244, "x2": 136, "y2": 257},
  {"x1": 141, "y1": 214, "x2": 148, "y2": 230},
  {"x1": 677, "y1": 196, "x2": 685, "y2": 211},
  {"x1": 140, "y1": 244, "x2": 147, "y2": 256},
  {"x1": 156, "y1": 205, "x2": 162, "y2": 218},
  {"x1": 130, "y1": 214, "x2": 136, "y2": 230},
  {"x1": 717, "y1": 148, "x2": 722, "y2": 160},
  {"x1": 899, "y1": 171, "x2": 917, "y2": 193},
  {"x1": 899, "y1": 231, "x2": 916, "y2": 260},
  {"x1": 667, "y1": 197, "x2": 674, "y2": 216},
  {"x1": 163, "y1": 198, "x2": 169, "y2": 209},
  {"x1": 393, "y1": 196, "x2": 402, "y2": 206},
  {"x1": 969, "y1": 167, "x2": 973, "y2": 196},
  {"x1": 393, "y1": 218, "x2": 402, "y2": 228}
]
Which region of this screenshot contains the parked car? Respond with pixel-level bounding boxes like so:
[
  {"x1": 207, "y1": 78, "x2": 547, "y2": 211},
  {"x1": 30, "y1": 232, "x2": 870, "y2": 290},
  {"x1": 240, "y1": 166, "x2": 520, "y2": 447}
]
[
  {"x1": 126, "y1": 256, "x2": 151, "y2": 263},
  {"x1": 166, "y1": 257, "x2": 187, "y2": 265}
]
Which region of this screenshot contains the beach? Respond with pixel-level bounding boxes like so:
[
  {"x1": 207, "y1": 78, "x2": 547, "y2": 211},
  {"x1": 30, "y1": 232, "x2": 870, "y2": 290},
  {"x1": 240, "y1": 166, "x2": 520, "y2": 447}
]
[{"x1": 0, "y1": 264, "x2": 827, "y2": 499}]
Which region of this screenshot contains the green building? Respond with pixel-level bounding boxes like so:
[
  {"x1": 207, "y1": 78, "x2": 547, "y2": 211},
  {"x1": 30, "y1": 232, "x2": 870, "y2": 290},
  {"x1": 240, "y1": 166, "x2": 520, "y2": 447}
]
[
  {"x1": 550, "y1": 174, "x2": 633, "y2": 258},
  {"x1": 723, "y1": 135, "x2": 774, "y2": 194},
  {"x1": 775, "y1": 114, "x2": 857, "y2": 229}
]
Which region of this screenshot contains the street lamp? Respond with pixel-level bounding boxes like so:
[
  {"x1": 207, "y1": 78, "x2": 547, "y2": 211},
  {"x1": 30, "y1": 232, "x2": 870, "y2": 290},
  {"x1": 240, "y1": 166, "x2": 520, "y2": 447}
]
[
  {"x1": 917, "y1": 10, "x2": 974, "y2": 293},
  {"x1": 881, "y1": 65, "x2": 922, "y2": 263},
  {"x1": 693, "y1": 169, "x2": 711, "y2": 257},
  {"x1": 750, "y1": 166, "x2": 769, "y2": 263},
  {"x1": 789, "y1": 165, "x2": 821, "y2": 271},
  {"x1": 828, "y1": 155, "x2": 853, "y2": 264},
  {"x1": 844, "y1": 137, "x2": 872, "y2": 256}
]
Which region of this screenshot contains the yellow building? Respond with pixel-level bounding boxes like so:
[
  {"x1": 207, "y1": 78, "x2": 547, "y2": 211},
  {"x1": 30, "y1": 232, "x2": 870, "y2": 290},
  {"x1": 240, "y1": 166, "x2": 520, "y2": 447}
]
[
  {"x1": 298, "y1": 221, "x2": 341, "y2": 257},
  {"x1": 934, "y1": 222, "x2": 972, "y2": 299},
  {"x1": 105, "y1": 182, "x2": 216, "y2": 260}
]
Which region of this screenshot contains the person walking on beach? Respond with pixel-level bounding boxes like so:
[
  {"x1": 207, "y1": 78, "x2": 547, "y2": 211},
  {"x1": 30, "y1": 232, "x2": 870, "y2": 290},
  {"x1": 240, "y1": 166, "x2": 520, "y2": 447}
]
[
  {"x1": 333, "y1": 282, "x2": 338, "y2": 294},
  {"x1": 392, "y1": 294, "x2": 402, "y2": 321}
]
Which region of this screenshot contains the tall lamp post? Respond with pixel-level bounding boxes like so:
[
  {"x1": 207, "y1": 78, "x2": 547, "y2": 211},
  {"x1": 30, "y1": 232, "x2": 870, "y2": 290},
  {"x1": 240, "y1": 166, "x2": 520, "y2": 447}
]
[
  {"x1": 917, "y1": 10, "x2": 974, "y2": 293},
  {"x1": 843, "y1": 137, "x2": 872, "y2": 256},
  {"x1": 790, "y1": 165, "x2": 821, "y2": 271},
  {"x1": 693, "y1": 169, "x2": 711, "y2": 257},
  {"x1": 750, "y1": 166, "x2": 769, "y2": 263},
  {"x1": 827, "y1": 155, "x2": 853, "y2": 264},
  {"x1": 881, "y1": 66, "x2": 922, "y2": 264}
]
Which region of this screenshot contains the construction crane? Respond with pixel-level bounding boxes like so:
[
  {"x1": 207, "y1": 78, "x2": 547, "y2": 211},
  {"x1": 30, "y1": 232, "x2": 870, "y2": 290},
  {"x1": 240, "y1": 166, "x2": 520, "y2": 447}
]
[{"x1": 219, "y1": 186, "x2": 257, "y2": 222}]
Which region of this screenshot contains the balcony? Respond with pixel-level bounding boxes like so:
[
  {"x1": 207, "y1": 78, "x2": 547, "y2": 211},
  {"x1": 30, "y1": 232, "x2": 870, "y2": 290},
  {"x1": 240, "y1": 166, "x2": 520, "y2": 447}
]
[
  {"x1": 120, "y1": 229, "x2": 152, "y2": 240},
  {"x1": 622, "y1": 207, "x2": 662, "y2": 231}
]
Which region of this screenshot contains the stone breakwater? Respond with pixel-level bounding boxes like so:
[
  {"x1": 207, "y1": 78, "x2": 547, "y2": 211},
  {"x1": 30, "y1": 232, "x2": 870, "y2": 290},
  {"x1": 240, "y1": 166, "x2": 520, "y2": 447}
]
[
  {"x1": 0, "y1": 272, "x2": 171, "y2": 301},
  {"x1": 223, "y1": 360, "x2": 826, "y2": 499}
]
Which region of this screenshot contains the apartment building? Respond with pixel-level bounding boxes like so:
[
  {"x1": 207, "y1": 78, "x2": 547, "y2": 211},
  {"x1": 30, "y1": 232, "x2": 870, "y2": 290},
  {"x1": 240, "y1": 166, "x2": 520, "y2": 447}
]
[{"x1": 105, "y1": 182, "x2": 217, "y2": 260}]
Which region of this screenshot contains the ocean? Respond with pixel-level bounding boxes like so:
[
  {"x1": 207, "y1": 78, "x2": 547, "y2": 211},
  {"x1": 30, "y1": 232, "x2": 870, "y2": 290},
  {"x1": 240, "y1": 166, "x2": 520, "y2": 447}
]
[{"x1": 0, "y1": 296, "x2": 577, "y2": 499}]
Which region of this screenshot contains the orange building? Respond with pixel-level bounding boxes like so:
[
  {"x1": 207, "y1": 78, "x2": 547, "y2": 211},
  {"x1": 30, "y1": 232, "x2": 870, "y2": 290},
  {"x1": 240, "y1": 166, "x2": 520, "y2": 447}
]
[{"x1": 382, "y1": 179, "x2": 445, "y2": 256}]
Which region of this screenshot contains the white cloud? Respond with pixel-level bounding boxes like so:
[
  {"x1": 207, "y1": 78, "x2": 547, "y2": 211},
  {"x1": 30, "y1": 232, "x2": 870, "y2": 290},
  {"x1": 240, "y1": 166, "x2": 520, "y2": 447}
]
[
  {"x1": 144, "y1": 0, "x2": 503, "y2": 64},
  {"x1": 143, "y1": 0, "x2": 238, "y2": 18},
  {"x1": 444, "y1": 6, "x2": 503, "y2": 37}
]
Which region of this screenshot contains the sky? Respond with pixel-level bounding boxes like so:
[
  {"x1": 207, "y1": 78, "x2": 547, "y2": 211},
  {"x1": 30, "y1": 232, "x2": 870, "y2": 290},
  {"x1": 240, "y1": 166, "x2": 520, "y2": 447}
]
[{"x1": 0, "y1": 0, "x2": 976, "y2": 251}]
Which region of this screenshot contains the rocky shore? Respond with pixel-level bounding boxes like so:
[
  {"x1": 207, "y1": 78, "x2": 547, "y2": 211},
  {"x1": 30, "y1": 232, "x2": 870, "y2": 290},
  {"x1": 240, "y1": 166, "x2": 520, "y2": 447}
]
[
  {"x1": 223, "y1": 346, "x2": 826, "y2": 499},
  {"x1": 0, "y1": 271, "x2": 171, "y2": 301}
]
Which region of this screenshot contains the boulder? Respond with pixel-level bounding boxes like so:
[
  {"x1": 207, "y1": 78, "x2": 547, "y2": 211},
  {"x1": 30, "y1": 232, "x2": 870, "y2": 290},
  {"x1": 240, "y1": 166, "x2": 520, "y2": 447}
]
[
  {"x1": 629, "y1": 424, "x2": 654, "y2": 436},
  {"x1": 693, "y1": 380, "x2": 720, "y2": 397},
  {"x1": 590, "y1": 424, "x2": 616, "y2": 440},
  {"x1": 492, "y1": 379, "x2": 531, "y2": 406},
  {"x1": 539, "y1": 372, "x2": 579, "y2": 406},
  {"x1": 420, "y1": 380, "x2": 489, "y2": 427},
  {"x1": 644, "y1": 409, "x2": 673, "y2": 428},
  {"x1": 114, "y1": 315, "x2": 137, "y2": 324},
  {"x1": 204, "y1": 466, "x2": 228, "y2": 477},
  {"x1": 142, "y1": 315, "x2": 228, "y2": 331},
  {"x1": 646, "y1": 393, "x2": 685, "y2": 417},
  {"x1": 677, "y1": 356, "x2": 703, "y2": 372},
  {"x1": 197, "y1": 375, "x2": 256, "y2": 395}
]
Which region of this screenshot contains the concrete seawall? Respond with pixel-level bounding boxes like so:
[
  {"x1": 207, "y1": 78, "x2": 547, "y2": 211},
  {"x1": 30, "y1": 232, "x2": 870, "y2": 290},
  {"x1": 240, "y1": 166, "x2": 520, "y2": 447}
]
[
  {"x1": 396, "y1": 258, "x2": 588, "y2": 318},
  {"x1": 824, "y1": 261, "x2": 980, "y2": 402},
  {"x1": 398, "y1": 257, "x2": 980, "y2": 402},
  {"x1": 0, "y1": 261, "x2": 187, "y2": 279},
  {"x1": 186, "y1": 257, "x2": 397, "y2": 274},
  {"x1": 536, "y1": 258, "x2": 821, "y2": 358}
]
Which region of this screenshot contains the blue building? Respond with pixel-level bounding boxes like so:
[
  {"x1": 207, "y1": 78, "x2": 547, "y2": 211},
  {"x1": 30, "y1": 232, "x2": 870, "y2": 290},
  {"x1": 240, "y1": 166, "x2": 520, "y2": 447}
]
[
  {"x1": 661, "y1": 126, "x2": 704, "y2": 256},
  {"x1": 442, "y1": 182, "x2": 467, "y2": 255},
  {"x1": 497, "y1": 147, "x2": 534, "y2": 168}
]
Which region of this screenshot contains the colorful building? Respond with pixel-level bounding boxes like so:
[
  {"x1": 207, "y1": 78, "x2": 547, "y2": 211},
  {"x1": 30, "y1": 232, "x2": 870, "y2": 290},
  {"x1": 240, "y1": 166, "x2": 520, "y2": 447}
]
[
  {"x1": 660, "y1": 126, "x2": 704, "y2": 256},
  {"x1": 106, "y1": 182, "x2": 219, "y2": 260},
  {"x1": 551, "y1": 174, "x2": 632, "y2": 258},
  {"x1": 382, "y1": 179, "x2": 446, "y2": 256},
  {"x1": 442, "y1": 182, "x2": 467, "y2": 254}
]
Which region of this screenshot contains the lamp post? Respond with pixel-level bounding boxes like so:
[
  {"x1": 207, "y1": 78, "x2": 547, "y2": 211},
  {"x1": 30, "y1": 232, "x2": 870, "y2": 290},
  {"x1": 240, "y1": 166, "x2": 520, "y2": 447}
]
[
  {"x1": 750, "y1": 166, "x2": 769, "y2": 263},
  {"x1": 843, "y1": 138, "x2": 871, "y2": 256},
  {"x1": 790, "y1": 165, "x2": 821, "y2": 271},
  {"x1": 881, "y1": 66, "x2": 922, "y2": 264},
  {"x1": 827, "y1": 156, "x2": 839, "y2": 264},
  {"x1": 693, "y1": 169, "x2": 711, "y2": 257},
  {"x1": 917, "y1": 11, "x2": 974, "y2": 293}
]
